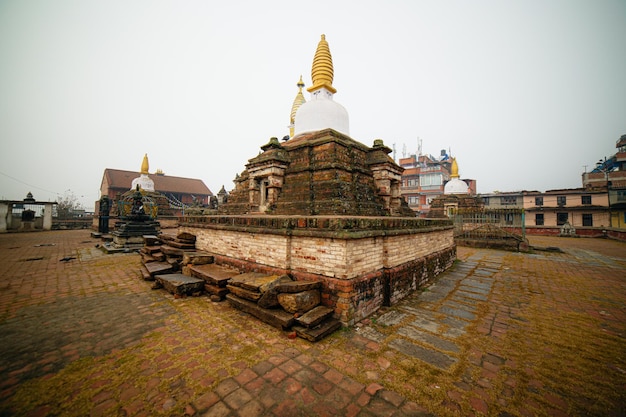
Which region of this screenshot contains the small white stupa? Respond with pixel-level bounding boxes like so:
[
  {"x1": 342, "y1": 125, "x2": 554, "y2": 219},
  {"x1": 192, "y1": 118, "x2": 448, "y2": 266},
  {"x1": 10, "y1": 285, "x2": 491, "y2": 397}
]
[
  {"x1": 444, "y1": 158, "x2": 469, "y2": 195},
  {"x1": 130, "y1": 154, "x2": 155, "y2": 192},
  {"x1": 293, "y1": 34, "x2": 349, "y2": 137}
]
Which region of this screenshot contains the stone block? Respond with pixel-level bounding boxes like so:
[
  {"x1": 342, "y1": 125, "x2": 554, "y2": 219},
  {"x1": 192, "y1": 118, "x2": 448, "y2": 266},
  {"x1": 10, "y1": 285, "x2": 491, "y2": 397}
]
[
  {"x1": 277, "y1": 280, "x2": 321, "y2": 293},
  {"x1": 278, "y1": 290, "x2": 320, "y2": 314},
  {"x1": 143, "y1": 235, "x2": 161, "y2": 246},
  {"x1": 141, "y1": 245, "x2": 162, "y2": 254},
  {"x1": 140, "y1": 265, "x2": 152, "y2": 281},
  {"x1": 227, "y1": 284, "x2": 261, "y2": 302},
  {"x1": 257, "y1": 289, "x2": 280, "y2": 309},
  {"x1": 155, "y1": 273, "x2": 204, "y2": 296},
  {"x1": 177, "y1": 232, "x2": 197, "y2": 242},
  {"x1": 296, "y1": 306, "x2": 335, "y2": 328},
  {"x1": 229, "y1": 273, "x2": 285, "y2": 293},
  {"x1": 182, "y1": 252, "x2": 214, "y2": 265},
  {"x1": 292, "y1": 318, "x2": 342, "y2": 342},
  {"x1": 204, "y1": 284, "x2": 229, "y2": 298},
  {"x1": 226, "y1": 294, "x2": 295, "y2": 329},
  {"x1": 190, "y1": 264, "x2": 239, "y2": 287},
  {"x1": 161, "y1": 245, "x2": 185, "y2": 257},
  {"x1": 167, "y1": 240, "x2": 196, "y2": 250},
  {"x1": 145, "y1": 261, "x2": 174, "y2": 278}
]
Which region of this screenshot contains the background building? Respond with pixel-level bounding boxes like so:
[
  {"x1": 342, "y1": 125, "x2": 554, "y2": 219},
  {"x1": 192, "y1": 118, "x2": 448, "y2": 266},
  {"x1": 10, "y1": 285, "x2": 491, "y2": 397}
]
[
  {"x1": 399, "y1": 152, "x2": 476, "y2": 217},
  {"x1": 100, "y1": 169, "x2": 212, "y2": 210}
]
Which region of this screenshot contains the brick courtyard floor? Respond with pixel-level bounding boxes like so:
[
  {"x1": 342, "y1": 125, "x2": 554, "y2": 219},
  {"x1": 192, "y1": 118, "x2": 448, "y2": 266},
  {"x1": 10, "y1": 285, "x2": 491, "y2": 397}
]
[{"x1": 0, "y1": 230, "x2": 624, "y2": 416}]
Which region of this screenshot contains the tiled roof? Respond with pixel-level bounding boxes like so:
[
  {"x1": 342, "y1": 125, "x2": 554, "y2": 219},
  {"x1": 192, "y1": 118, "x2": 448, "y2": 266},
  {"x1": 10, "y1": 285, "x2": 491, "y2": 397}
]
[{"x1": 102, "y1": 169, "x2": 212, "y2": 195}]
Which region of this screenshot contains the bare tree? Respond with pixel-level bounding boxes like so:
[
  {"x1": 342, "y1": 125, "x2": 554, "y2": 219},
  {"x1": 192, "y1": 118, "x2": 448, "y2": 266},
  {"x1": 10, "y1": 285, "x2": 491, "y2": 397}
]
[{"x1": 55, "y1": 190, "x2": 83, "y2": 219}]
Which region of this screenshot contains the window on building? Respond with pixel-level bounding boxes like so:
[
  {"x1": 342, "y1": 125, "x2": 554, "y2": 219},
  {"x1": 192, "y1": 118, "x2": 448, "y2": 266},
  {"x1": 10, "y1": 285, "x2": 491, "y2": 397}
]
[
  {"x1": 482, "y1": 197, "x2": 490, "y2": 206},
  {"x1": 535, "y1": 213, "x2": 544, "y2": 226},
  {"x1": 420, "y1": 174, "x2": 442, "y2": 187},
  {"x1": 557, "y1": 196, "x2": 566, "y2": 206},
  {"x1": 617, "y1": 191, "x2": 626, "y2": 202},
  {"x1": 505, "y1": 213, "x2": 514, "y2": 225},
  {"x1": 581, "y1": 195, "x2": 592, "y2": 205},
  {"x1": 582, "y1": 213, "x2": 593, "y2": 227},
  {"x1": 500, "y1": 196, "x2": 517, "y2": 205},
  {"x1": 557, "y1": 212, "x2": 568, "y2": 225},
  {"x1": 535, "y1": 197, "x2": 543, "y2": 206}
]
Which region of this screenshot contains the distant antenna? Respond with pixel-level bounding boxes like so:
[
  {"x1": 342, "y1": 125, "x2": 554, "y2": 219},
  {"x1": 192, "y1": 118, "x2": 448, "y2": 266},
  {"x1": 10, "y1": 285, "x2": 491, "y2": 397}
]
[
  {"x1": 402, "y1": 144, "x2": 407, "y2": 158},
  {"x1": 392, "y1": 143, "x2": 397, "y2": 162},
  {"x1": 417, "y1": 137, "x2": 422, "y2": 156}
]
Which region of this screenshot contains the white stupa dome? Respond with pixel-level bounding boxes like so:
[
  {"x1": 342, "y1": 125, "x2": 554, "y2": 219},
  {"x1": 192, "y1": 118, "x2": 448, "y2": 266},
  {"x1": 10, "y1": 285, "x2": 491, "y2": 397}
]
[
  {"x1": 293, "y1": 35, "x2": 350, "y2": 137},
  {"x1": 294, "y1": 89, "x2": 349, "y2": 136},
  {"x1": 444, "y1": 158, "x2": 469, "y2": 195}
]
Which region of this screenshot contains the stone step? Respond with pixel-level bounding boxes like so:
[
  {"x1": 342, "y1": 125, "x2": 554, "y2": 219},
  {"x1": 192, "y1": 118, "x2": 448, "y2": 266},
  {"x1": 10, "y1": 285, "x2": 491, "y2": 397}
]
[
  {"x1": 155, "y1": 273, "x2": 204, "y2": 296},
  {"x1": 296, "y1": 305, "x2": 335, "y2": 328},
  {"x1": 276, "y1": 280, "x2": 321, "y2": 293},
  {"x1": 204, "y1": 283, "x2": 229, "y2": 299},
  {"x1": 278, "y1": 290, "x2": 320, "y2": 314},
  {"x1": 139, "y1": 265, "x2": 152, "y2": 281},
  {"x1": 292, "y1": 318, "x2": 342, "y2": 342},
  {"x1": 229, "y1": 273, "x2": 287, "y2": 293},
  {"x1": 141, "y1": 245, "x2": 162, "y2": 255},
  {"x1": 141, "y1": 252, "x2": 156, "y2": 264},
  {"x1": 190, "y1": 264, "x2": 239, "y2": 287},
  {"x1": 166, "y1": 240, "x2": 196, "y2": 250},
  {"x1": 160, "y1": 245, "x2": 185, "y2": 257},
  {"x1": 143, "y1": 235, "x2": 161, "y2": 246},
  {"x1": 182, "y1": 252, "x2": 214, "y2": 266},
  {"x1": 144, "y1": 261, "x2": 175, "y2": 278},
  {"x1": 226, "y1": 294, "x2": 295, "y2": 330},
  {"x1": 227, "y1": 284, "x2": 261, "y2": 302}
]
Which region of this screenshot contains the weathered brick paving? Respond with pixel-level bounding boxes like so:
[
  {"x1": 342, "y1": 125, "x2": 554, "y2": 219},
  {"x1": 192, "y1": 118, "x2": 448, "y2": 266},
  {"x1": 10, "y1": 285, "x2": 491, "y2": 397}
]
[{"x1": 0, "y1": 230, "x2": 624, "y2": 416}]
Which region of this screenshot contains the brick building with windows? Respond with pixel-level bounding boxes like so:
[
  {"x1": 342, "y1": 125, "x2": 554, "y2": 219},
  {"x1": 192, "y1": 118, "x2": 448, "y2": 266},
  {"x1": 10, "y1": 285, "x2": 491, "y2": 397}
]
[
  {"x1": 399, "y1": 153, "x2": 476, "y2": 217},
  {"x1": 523, "y1": 189, "x2": 610, "y2": 235}
]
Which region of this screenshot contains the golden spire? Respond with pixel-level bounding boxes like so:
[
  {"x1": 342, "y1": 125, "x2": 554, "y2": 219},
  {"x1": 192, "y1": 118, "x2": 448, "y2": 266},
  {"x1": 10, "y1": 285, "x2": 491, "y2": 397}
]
[
  {"x1": 307, "y1": 34, "x2": 336, "y2": 94},
  {"x1": 141, "y1": 153, "x2": 149, "y2": 175},
  {"x1": 450, "y1": 157, "x2": 459, "y2": 179},
  {"x1": 289, "y1": 76, "x2": 306, "y2": 137}
]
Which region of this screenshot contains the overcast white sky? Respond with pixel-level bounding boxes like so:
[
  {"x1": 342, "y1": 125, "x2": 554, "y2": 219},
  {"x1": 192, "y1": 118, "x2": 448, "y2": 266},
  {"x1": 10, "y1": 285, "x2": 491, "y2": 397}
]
[{"x1": 1, "y1": 0, "x2": 625, "y2": 210}]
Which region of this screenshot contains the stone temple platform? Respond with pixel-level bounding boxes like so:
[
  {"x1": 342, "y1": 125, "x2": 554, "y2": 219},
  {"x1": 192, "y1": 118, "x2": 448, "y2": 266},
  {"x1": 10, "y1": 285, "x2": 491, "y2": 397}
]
[{"x1": 179, "y1": 215, "x2": 455, "y2": 325}]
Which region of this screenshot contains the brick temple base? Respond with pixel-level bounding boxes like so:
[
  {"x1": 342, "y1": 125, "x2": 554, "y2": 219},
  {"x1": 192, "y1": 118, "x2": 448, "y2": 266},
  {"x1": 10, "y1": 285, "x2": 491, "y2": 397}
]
[{"x1": 179, "y1": 216, "x2": 455, "y2": 325}]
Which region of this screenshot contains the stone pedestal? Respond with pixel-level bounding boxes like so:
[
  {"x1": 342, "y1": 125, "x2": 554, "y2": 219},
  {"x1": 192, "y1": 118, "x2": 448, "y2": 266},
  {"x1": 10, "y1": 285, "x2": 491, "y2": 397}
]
[{"x1": 112, "y1": 219, "x2": 160, "y2": 248}]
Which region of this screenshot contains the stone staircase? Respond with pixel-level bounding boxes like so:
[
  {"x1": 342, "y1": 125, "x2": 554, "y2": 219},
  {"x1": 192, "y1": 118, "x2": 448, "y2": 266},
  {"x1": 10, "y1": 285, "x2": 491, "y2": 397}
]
[{"x1": 139, "y1": 232, "x2": 341, "y2": 342}]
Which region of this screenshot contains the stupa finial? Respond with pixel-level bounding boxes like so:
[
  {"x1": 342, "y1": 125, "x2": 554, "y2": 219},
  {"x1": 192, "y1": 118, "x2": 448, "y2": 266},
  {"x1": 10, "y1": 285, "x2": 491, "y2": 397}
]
[
  {"x1": 289, "y1": 76, "x2": 307, "y2": 137},
  {"x1": 141, "y1": 153, "x2": 149, "y2": 175},
  {"x1": 450, "y1": 157, "x2": 459, "y2": 179},
  {"x1": 308, "y1": 34, "x2": 336, "y2": 94}
]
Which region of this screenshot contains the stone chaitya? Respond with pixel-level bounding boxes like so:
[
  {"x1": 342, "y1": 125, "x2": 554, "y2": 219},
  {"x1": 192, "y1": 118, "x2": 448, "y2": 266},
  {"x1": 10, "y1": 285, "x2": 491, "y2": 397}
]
[
  {"x1": 173, "y1": 35, "x2": 456, "y2": 338},
  {"x1": 109, "y1": 186, "x2": 160, "y2": 250}
]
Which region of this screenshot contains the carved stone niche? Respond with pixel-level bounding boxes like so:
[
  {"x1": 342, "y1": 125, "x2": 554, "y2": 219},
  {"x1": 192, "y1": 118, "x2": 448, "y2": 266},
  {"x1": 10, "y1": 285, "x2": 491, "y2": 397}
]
[
  {"x1": 245, "y1": 137, "x2": 289, "y2": 213},
  {"x1": 367, "y1": 139, "x2": 410, "y2": 216}
]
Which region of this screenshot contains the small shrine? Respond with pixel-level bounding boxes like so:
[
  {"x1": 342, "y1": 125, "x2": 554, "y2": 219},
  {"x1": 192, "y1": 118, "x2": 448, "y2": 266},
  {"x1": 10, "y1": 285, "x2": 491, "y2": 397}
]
[
  {"x1": 427, "y1": 158, "x2": 484, "y2": 218},
  {"x1": 0, "y1": 192, "x2": 56, "y2": 233}
]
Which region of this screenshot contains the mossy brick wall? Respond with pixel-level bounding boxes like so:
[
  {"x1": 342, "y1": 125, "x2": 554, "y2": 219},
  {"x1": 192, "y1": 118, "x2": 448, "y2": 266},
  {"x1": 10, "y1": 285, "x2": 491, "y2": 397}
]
[
  {"x1": 179, "y1": 219, "x2": 455, "y2": 325},
  {"x1": 187, "y1": 227, "x2": 289, "y2": 269},
  {"x1": 384, "y1": 229, "x2": 454, "y2": 266},
  {"x1": 385, "y1": 246, "x2": 456, "y2": 306}
]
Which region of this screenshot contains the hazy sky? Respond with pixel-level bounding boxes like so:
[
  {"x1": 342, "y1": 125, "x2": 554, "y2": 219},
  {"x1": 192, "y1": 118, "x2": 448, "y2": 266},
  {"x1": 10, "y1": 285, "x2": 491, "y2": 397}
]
[{"x1": 1, "y1": 0, "x2": 625, "y2": 210}]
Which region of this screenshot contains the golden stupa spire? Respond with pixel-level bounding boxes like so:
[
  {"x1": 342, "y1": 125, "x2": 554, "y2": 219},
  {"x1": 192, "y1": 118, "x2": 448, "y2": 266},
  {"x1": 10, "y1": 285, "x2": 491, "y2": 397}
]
[
  {"x1": 141, "y1": 153, "x2": 149, "y2": 175},
  {"x1": 289, "y1": 76, "x2": 306, "y2": 137},
  {"x1": 307, "y1": 34, "x2": 336, "y2": 94},
  {"x1": 450, "y1": 157, "x2": 459, "y2": 179}
]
